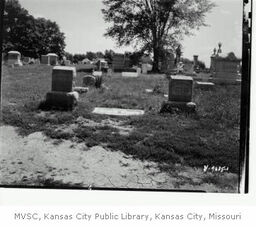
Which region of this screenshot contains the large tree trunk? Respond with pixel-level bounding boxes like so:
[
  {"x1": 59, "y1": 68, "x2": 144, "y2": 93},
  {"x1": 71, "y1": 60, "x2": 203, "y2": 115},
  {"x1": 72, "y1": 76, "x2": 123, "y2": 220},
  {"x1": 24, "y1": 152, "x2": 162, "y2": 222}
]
[
  {"x1": 152, "y1": 39, "x2": 161, "y2": 73},
  {"x1": 152, "y1": 46, "x2": 160, "y2": 72}
]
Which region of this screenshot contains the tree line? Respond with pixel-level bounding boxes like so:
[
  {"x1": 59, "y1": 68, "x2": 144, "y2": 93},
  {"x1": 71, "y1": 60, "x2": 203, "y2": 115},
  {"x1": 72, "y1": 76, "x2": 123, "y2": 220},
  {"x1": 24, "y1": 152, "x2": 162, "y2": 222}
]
[{"x1": 2, "y1": 0, "x2": 65, "y2": 58}]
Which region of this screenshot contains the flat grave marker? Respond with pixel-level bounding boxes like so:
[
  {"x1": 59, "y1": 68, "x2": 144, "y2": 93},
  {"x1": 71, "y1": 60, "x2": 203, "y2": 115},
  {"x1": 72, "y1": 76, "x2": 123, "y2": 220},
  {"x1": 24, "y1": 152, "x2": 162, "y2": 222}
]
[
  {"x1": 92, "y1": 108, "x2": 145, "y2": 116},
  {"x1": 122, "y1": 72, "x2": 139, "y2": 78}
]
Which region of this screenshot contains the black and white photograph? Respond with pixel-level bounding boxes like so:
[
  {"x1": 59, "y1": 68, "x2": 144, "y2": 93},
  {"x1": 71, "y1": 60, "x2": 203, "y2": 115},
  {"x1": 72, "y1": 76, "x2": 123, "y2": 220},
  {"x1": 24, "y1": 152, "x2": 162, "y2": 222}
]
[{"x1": 0, "y1": 0, "x2": 251, "y2": 193}]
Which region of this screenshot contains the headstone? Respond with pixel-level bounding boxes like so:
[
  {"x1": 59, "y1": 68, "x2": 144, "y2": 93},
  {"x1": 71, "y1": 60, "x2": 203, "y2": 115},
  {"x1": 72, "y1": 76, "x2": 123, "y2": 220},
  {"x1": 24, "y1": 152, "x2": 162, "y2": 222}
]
[
  {"x1": 160, "y1": 51, "x2": 175, "y2": 73},
  {"x1": 142, "y1": 64, "x2": 148, "y2": 74},
  {"x1": 112, "y1": 53, "x2": 131, "y2": 72},
  {"x1": 168, "y1": 75, "x2": 193, "y2": 102},
  {"x1": 52, "y1": 66, "x2": 76, "y2": 92},
  {"x1": 183, "y1": 62, "x2": 194, "y2": 75},
  {"x1": 7, "y1": 51, "x2": 22, "y2": 66},
  {"x1": 45, "y1": 66, "x2": 78, "y2": 110},
  {"x1": 210, "y1": 53, "x2": 241, "y2": 85},
  {"x1": 83, "y1": 75, "x2": 96, "y2": 86},
  {"x1": 122, "y1": 72, "x2": 139, "y2": 78},
  {"x1": 47, "y1": 53, "x2": 58, "y2": 66},
  {"x1": 161, "y1": 75, "x2": 196, "y2": 113},
  {"x1": 23, "y1": 57, "x2": 31, "y2": 64},
  {"x1": 92, "y1": 107, "x2": 145, "y2": 116},
  {"x1": 64, "y1": 60, "x2": 71, "y2": 65},
  {"x1": 107, "y1": 68, "x2": 113, "y2": 76},
  {"x1": 41, "y1": 55, "x2": 49, "y2": 65}
]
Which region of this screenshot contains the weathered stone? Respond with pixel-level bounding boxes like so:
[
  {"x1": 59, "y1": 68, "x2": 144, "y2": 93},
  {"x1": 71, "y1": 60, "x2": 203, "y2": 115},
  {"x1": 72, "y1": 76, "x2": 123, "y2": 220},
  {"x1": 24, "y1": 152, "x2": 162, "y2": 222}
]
[
  {"x1": 45, "y1": 91, "x2": 79, "y2": 110},
  {"x1": 92, "y1": 108, "x2": 145, "y2": 116},
  {"x1": 23, "y1": 57, "x2": 31, "y2": 64},
  {"x1": 74, "y1": 87, "x2": 89, "y2": 94},
  {"x1": 47, "y1": 53, "x2": 58, "y2": 66},
  {"x1": 92, "y1": 71, "x2": 103, "y2": 77},
  {"x1": 64, "y1": 60, "x2": 71, "y2": 65},
  {"x1": 122, "y1": 72, "x2": 139, "y2": 77},
  {"x1": 83, "y1": 75, "x2": 96, "y2": 86},
  {"x1": 107, "y1": 68, "x2": 113, "y2": 76},
  {"x1": 195, "y1": 81, "x2": 215, "y2": 90},
  {"x1": 7, "y1": 51, "x2": 22, "y2": 66},
  {"x1": 161, "y1": 75, "x2": 196, "y2": 113},
  {"x1": 145, "y1": 89, "x2": 153, "y2": 93},
  {"x1": 168, "y1": 75, "x2": 193, "y2": 102},
  {"x1": 41, "y1": 55, "x2": 49, "y2": 65},
  {"x1": 210, "y1": 52, "x2": 241, "y2": 85},
  {"x1": 52, "y1": 66, "x2": 76, "y2": 92},
  {"x1": 160, "y1": 101, "x2": 196, "y2": 113}
]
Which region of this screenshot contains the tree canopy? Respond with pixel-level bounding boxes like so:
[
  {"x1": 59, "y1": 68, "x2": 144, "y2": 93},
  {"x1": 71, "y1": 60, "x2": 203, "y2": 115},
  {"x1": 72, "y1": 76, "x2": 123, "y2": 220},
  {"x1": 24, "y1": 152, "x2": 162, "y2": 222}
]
[
  {"x1": 2, "y1": 0, "x2": 66, "y2": 58},
  {"x1": 102, "y1": 0, "x2": 215, "y2": 71}
]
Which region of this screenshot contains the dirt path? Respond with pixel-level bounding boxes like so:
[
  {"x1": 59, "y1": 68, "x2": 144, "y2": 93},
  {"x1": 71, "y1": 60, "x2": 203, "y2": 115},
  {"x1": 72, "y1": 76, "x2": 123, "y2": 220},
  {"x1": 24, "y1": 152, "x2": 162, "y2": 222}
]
[{"x1": 0, "y1": 126, "x2": 238, "y2": 192}]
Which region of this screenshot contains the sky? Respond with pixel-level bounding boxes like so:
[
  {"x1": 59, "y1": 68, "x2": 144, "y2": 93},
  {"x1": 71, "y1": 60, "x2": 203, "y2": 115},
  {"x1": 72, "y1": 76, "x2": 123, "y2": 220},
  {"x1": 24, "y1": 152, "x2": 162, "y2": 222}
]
[{"x1": 19, "y1": 0, "x2": 243, "y2": 67}]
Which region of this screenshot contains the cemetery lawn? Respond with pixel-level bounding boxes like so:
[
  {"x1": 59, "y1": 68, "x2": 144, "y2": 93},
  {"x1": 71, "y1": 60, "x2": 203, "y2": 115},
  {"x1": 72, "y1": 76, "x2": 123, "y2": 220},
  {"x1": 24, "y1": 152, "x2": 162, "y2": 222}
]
[{"x1": 2, "y1": 65, "x2": 241, "y2": 179}]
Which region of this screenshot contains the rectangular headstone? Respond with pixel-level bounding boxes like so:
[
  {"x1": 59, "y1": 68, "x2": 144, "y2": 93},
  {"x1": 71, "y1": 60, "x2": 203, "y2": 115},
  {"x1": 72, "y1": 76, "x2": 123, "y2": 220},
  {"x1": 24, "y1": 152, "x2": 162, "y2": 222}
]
[
  {"x1": 169, "y1": 75, "x2": 193, "y2": 102},
  {"x1": 49, "y1": 55, "x2": 58, "y2": 65},
  {"x1": 52, "y1": 66, "x2": 76, "y2": 92},
  {"x1": 92, "y1": 107, "x2": 145, "y2": 116},
  {"x1": 41, "y1": 55, "x2": 49, "y2": 65}
]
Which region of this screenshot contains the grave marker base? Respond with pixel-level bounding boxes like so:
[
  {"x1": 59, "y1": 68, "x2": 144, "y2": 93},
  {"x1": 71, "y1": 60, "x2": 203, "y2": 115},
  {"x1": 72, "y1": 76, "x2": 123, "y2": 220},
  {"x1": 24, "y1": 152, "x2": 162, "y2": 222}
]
[
  {"x1": 160, "y1": 101, "x2": 196, "y2": 113},
  {"x1": 45, "y1": 91, "x2": 79, "y2": 110}
]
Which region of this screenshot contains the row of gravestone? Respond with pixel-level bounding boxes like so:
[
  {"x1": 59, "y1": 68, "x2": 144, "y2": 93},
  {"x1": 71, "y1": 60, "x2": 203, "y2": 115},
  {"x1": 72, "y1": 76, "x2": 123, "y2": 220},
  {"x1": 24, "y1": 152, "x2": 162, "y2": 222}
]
[
  {"x1": 43, "y1": 66, "x2": 104, "y2": 110},
  {"x1": 2, "y1": 51, "x2": 65, "y2": 66},
  {"x1": 42, "y1": 65, "x2": 199, "y2": 114}
]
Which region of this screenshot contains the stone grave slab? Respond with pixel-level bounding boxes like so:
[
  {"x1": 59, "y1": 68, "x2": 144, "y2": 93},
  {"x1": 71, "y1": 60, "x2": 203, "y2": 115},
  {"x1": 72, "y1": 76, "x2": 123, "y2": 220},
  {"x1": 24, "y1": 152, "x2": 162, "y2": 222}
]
[
  {"x1": 195, "y1": 81, "x2": 215, "y2": 90},
  {"x1": 145, "y1": 89, "x2": 153, "y2": 93},
  {"x1": 52, "y1": 66, "x2": 76, "y2": 92},
  {"x1": 93, "y1": 71, "x2": 103, "y2": 77},
  {"x1": 74, "y1": 86, "x2": 89, "y2": 94},
  {"x1": 122, "y1": 72, "x2": 139, "y2": 78},
  {"x1": 46, "y1": 91, "x2": 79, "y2": 110},
  {"x1": 92, "y1": 108, "x2": 145, "y2": 116}
]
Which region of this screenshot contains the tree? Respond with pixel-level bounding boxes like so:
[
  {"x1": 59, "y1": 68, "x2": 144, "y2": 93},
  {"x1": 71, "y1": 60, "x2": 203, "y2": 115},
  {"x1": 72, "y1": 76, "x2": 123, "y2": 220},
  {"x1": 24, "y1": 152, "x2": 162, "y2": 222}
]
[
  {"x1": 73, "y1": 54, "x2": 86, "y2": 63},
  {"x1": 3, "y1": 0, "x2": 66, "y2": 58},
  {"x1": 85, "y1": 51, "x2": 96, "y2": 61},
  {"x1": 102, "y1": 0, "x2": 215, "y2": 72},
  {"x1": 104, "y1": 49, "x2": 115, "y2": 62}
]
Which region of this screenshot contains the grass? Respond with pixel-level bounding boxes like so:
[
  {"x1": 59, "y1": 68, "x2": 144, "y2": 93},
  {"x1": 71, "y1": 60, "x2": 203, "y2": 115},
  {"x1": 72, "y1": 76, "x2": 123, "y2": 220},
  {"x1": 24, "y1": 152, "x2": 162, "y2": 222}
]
[{"x1": 1, "y1": 64, "x2": 241, "y2": 174}]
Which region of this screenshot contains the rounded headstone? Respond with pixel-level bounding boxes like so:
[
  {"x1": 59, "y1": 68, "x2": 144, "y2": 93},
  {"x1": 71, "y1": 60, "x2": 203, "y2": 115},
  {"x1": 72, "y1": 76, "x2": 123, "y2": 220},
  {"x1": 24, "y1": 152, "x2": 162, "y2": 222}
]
[{"x1": 83, "y1": 75, "x2": 96, "y2": 87}]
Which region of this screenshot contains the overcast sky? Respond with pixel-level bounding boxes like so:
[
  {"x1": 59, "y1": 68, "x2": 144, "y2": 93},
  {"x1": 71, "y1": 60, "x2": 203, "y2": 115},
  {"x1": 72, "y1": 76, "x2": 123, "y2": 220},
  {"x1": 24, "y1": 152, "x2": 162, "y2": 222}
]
[{"x1": 19, "y1": 0, "x2": 243, "y2": 67}]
